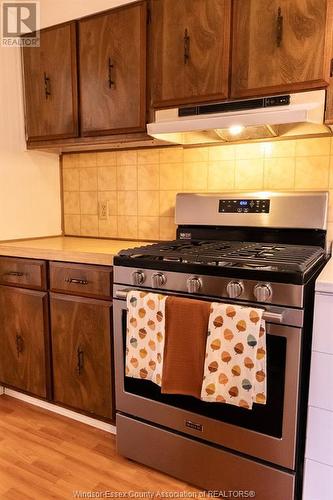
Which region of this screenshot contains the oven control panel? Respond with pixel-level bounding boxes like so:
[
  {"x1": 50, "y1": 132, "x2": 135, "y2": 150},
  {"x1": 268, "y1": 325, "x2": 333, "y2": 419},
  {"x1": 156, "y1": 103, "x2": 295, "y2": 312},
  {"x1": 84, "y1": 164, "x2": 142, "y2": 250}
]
[{"x1": 219, "y1": 199, "x2": 270, "y2": 214}]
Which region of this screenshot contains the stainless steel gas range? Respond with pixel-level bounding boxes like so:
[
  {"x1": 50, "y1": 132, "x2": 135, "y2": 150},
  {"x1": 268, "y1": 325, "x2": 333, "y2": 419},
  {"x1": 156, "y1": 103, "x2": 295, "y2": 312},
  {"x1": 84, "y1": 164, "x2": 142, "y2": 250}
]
[{"x1": 112, "y1": 192, "x2": 329, "y2": 500}]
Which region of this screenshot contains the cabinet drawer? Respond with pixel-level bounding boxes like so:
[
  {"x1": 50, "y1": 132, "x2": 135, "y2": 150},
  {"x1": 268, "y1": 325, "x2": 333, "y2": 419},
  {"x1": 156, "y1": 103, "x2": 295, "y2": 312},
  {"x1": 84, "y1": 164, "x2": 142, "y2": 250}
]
[
  {"x1": 0, "y1": 257, "x2": 47, "y2": 290},
  {"x1": 50, "y1": 262, "x2": 112, "y2": 299}
]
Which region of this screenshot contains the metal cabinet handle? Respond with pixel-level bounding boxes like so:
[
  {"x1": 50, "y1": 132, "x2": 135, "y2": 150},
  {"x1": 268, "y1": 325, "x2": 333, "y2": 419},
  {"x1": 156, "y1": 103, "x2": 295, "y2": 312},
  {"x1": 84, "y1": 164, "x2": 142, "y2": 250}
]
[
  {"x1": 16, "y1": 334, "x2": 24, "y2": 357},
  {"x1": 3, "y1": 271, "x2": 24, "y2": 277},
  {"x1": 65, "y1": 278, "x2": 88, "y2": 285},
  {"x1": 108, "y1": 57, "x2": 115, "y2": 88},
  {"x1": 44, "y1": 72, "x2": 51, "y2": 99},
  {"x1": 184, "y1": 28, "x2": 190, "y2": 64},
  {"x1": 276, "y1": 7, "x2": 283, "y2": 47},
  {"x1": 77, "y1": 347, "x2": 84, "y2": 375}
]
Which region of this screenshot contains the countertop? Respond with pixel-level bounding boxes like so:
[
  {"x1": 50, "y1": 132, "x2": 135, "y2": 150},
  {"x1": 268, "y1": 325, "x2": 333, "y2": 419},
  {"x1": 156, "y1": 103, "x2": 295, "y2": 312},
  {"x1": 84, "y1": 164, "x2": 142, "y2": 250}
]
[
  {"x1": 316, "y1": 256, "x2": 333, "y2": 294},
  {"x1": 0, "y1": 236, "x2": 149, "y2": 266}
]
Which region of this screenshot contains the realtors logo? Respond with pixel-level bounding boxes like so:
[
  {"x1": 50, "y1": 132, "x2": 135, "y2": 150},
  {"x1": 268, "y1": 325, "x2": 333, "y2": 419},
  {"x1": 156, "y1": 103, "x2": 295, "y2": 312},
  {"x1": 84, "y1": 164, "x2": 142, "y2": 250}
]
[{"x1": 1, "y1": 1, "x2": 40, "y2": 46}]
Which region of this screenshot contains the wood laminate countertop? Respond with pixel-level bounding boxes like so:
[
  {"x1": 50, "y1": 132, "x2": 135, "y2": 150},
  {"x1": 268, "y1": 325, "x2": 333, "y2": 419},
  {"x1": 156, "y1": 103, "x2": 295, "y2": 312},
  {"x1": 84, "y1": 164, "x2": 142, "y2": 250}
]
[{"x1": 0, "y1": 236, "x2": 150, "y2": 266}]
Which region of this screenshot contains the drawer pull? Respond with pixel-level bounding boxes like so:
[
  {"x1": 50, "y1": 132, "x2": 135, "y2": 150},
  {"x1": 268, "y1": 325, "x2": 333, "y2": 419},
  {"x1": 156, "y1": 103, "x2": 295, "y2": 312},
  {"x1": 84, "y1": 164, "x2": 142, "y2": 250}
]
[
  {"x1": 184, "y1": 28, "x2": 190, "y2": 64},
  {"x1": 77, "y1": 347, "x2": 84, "y2": 375},
  {"x1": 16, "y1": 334, "x2": 24, "y2": 357},
  {"x1": 65, "y1": 278, "x2": 89, "y2": 285},
  {"x1": 276, "y1": 7, "x2": 283, "y2": 47},
  {"x1": 4, "y1": 271, "x2": 24, "y2": 277}
]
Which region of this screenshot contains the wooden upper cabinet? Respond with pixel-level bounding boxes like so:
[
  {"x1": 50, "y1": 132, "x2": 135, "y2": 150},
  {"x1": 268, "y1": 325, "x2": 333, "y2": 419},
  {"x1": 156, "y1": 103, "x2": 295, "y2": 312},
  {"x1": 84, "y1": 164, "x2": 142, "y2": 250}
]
[
  {"x1": 79, "y1": 2, "x2": 147, "y2": 136},
  {"x1": 22, "y1": 23, "x2": 78, "y2": 141},
  {"x1": 151, "y1": 0, "x2": 231, "y2": 108},
  {"x1": 231, "y1": 0, "x2": 333, "y2": 99}
]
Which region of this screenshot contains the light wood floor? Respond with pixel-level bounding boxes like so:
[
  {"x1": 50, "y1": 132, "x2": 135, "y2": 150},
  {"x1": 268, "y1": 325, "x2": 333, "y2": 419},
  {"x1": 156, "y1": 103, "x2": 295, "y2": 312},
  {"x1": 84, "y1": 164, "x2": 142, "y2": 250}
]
[{"x1": 0, "y1": 395, "x2": 200, "y2": 499}]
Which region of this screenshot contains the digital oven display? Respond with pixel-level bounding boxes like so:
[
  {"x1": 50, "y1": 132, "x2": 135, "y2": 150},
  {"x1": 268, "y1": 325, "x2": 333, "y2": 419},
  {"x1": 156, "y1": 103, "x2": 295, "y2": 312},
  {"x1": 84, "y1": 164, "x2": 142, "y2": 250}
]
[{"x1": 219, "y1": 199, "x2": 270, "y2": 214}]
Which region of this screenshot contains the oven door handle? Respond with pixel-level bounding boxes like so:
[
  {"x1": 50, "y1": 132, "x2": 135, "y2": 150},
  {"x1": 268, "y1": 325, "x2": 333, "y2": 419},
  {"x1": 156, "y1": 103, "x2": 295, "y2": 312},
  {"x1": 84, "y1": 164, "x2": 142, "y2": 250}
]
[
  {"x1": 262, "y1": 311, "x2": 283, "y2": 323},
  {"x1": 114, "y1": 289, "x2": 284, "y2": 323}
]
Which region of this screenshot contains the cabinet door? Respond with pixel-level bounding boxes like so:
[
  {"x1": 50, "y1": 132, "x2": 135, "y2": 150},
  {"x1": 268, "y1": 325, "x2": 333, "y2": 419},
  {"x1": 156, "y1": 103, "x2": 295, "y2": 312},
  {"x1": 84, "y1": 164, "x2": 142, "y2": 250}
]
[
  {"x1": 50, "y1": 294, "x2": 113, "y2": 419},
  {"x1": 22, "y1": 23, "x2": 78, "y2": 141},
  {"x1": 79, "y1": 2, "x2": 147, "y2": 136},
  {"x1": 0, "y1": 286, "x2": 49, "y2": 397},
  {"x1": 231, "y1": 0, "x2": 333, "y2": 99},
  {"x1": 151, "y1": 0, "x2": 231, "y2": 108}
]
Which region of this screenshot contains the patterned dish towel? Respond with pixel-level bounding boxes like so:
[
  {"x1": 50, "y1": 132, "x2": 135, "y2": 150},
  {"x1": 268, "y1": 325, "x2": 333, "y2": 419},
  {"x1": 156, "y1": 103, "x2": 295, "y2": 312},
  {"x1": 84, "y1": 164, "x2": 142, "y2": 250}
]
[
  {"x1": 125, "y1": 290, "x2": 167, "y2": 386},
  {"x1": 201, "y1": 303, "x2": 267, "y2": 409}
]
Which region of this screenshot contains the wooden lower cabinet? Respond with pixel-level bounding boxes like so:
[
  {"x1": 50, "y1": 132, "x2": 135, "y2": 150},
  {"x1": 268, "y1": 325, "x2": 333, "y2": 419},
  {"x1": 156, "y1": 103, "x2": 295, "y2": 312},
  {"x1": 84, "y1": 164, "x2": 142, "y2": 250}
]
[
  {"x1": 50, "y1": 293, "x2": 113, "y2": 420},
  {"x1": 0, "y1": 285, "x2": 50, "y2": 398}
]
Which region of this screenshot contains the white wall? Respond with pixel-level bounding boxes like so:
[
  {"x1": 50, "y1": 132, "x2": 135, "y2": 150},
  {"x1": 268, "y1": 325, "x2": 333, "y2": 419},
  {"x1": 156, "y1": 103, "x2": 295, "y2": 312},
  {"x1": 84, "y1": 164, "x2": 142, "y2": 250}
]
[
  {"x1": 0, "y1": 0, "x2": 133, "y2": 241},
  {"x1": 40, "y1": 0, "x2": 135, "y2": 28},
  {"x1": 0, "y1": 44, "x2": 61, "y2": 240}
]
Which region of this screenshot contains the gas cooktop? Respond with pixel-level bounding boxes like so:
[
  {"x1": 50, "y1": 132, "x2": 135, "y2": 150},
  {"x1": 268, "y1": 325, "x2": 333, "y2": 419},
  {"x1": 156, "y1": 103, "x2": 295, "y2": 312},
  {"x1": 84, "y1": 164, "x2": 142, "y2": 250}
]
[{"x1": 115, "y1": 239, "x2": 326, "y2": 284}]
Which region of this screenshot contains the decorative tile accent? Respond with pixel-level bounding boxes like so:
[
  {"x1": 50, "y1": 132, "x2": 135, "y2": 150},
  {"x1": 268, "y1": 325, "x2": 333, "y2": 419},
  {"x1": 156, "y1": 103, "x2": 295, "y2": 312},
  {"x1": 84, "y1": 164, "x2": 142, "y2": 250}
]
[{"x1": 62, "y1": 138, "x2": 332, "y2": 240}]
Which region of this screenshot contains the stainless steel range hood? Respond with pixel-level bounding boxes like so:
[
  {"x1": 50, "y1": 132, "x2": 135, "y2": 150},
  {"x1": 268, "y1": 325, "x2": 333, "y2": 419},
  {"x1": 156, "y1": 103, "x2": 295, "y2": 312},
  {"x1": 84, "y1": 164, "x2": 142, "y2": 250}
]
[{"x1": 147, "y1": 90, "x2": 330, "y2": 145}]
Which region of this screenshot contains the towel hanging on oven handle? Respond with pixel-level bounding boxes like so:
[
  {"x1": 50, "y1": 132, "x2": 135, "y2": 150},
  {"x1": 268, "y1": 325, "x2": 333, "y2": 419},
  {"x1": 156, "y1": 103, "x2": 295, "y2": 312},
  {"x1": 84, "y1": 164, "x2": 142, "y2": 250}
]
[{"x1": 114, "y1": 289, "x2": 284, "y2": 323}]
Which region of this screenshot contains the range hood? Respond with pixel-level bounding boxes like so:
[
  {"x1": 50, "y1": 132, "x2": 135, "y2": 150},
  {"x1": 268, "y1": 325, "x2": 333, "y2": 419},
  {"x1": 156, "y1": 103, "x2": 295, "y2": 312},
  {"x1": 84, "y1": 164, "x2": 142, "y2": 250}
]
[{"x1": 147, "y1": 90, "x2": 330, "y2": 145}]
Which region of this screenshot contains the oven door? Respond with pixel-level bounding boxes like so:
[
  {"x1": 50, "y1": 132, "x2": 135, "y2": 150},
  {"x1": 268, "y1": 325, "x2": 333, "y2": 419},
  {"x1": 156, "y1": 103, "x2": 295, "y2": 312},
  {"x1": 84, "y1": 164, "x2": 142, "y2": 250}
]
[{"x1": 113, "y1": 286, "x2": 302, "y2": 470}]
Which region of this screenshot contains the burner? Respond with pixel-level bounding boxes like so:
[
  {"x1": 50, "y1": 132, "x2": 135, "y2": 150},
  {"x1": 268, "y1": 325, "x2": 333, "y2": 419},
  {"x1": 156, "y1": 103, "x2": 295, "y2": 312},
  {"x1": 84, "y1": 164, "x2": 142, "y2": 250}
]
[{"x1": 118, "y1": 239, "x2": 325, "y2": 279}]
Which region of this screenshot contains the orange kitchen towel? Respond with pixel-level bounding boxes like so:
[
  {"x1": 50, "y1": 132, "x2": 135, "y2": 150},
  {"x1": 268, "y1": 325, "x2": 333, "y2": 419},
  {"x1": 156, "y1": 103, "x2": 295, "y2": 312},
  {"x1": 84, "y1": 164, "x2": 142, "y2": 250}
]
[
  {"x1": 201, "y1": 304, "x2": 267, "y2": 409},
  {"x1": 126, "y1": 290, "x2": 167, "y2": 386},
  {"x1": 161, "y1": 296, "x2": 211, "y2": 398}
]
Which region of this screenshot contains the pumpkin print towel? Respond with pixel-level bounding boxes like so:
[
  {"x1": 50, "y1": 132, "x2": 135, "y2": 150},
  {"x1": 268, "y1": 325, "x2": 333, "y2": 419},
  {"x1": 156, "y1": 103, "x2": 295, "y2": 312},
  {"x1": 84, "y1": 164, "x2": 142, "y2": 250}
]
[
  {"x1": 126, "y1": 290, "x2": 167, "y2": 386},
  {"x1": 201, "y1": 303, "x2": 267, "y2": 409}
]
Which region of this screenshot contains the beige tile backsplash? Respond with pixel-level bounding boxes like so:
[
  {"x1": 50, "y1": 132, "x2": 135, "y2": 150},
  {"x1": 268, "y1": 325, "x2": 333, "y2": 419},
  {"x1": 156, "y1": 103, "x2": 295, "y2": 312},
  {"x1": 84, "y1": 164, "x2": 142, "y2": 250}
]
[{"x1": 62, "y1": 137, "x2": 333, "y2": 241}]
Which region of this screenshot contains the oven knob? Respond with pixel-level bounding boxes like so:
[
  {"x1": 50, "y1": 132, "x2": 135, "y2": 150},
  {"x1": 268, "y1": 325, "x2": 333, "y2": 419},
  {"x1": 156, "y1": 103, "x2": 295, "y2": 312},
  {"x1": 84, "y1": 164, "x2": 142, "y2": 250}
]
[
  {"x1": 132, "y1": 271, "x2": 145, "y2": 285},
  {"x1": 226, "y1": 281, "x2": 244, "y2": 299},
  {"x1": 152, "y1": 273, "x2": 167, "y2": 288},
  {"x1": 187, "y1": 277, "x2": 202, "y2": 293},
  {"x1": 254, "y1": 283, "x2": 272, "y2": 302}
]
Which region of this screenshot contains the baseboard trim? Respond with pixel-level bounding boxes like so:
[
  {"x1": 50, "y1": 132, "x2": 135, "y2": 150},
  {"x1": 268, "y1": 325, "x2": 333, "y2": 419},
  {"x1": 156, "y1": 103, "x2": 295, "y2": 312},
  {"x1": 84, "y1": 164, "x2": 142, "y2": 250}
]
[{"x1": 3, "y1": 388, "x2": 116, "y2": 435}]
